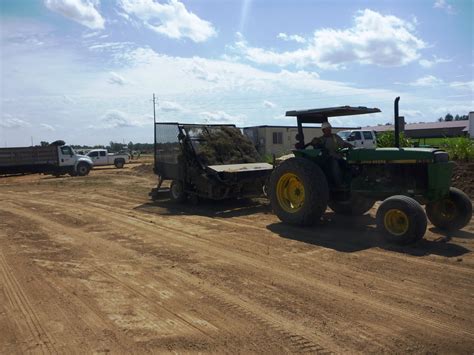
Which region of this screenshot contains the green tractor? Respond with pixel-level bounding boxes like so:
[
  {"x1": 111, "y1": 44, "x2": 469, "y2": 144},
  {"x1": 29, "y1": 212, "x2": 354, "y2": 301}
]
[{"x1": 269, "y1": 97, "x2": 472, "y2": 244}]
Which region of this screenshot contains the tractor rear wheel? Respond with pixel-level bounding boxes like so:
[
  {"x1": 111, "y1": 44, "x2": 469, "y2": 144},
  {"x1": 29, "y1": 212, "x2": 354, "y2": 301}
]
[
  {"x1": 170, "y1": 180, "x2": 187, "y2": 203},
  {"x1": 426, "y1": 187, "x2": 472, "y2": 230},
  {"x1": 269, "y1": 157, "x2": 329, "y2": 226},
  {"x1": 376, "y1": 195, "x2": 427, "y2": 245},
  {"x1": 328, "y1": 195, "x2": 375, "y2": 215}
]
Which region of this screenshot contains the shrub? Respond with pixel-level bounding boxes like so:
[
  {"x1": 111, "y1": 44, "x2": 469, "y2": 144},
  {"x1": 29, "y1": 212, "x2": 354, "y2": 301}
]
[
  {"x1": 440, "y1": 137, "x2": 474, "y2": 161},
  {"x1": 376, "y1": 132, "x2": 412, "y2": 148}
]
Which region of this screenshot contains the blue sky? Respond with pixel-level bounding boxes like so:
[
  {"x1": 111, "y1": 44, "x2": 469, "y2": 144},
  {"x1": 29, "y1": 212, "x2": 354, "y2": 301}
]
[{"x1": 1, "y1": 0, "x2": 472, "y2": 146}]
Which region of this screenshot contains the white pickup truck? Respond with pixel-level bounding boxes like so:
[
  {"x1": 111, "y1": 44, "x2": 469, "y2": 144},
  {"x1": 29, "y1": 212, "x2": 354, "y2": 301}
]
[
  {"x1": 86, "y1": 149, "x2": 129, "y2": 168},
  {"x1": 337, "y1": 129, "x2": 377, "y2": 148}
]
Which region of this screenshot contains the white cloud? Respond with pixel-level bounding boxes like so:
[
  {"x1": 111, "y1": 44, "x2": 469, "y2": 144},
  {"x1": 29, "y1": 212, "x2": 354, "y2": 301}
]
[
  {"x1": 263, "y1": 100, "x2": 276, "y2": 108},
  {"x1": 44, "y1": 0, "x2": 105, "y2": 30},
  {"x1": 119, "y1": 0, "x2": 216, "y2": 42},
  {"x1": 401, "y1": 109, "x2": 423, "y2": 118},
  {"x1": 432, "y1": 104, "x2": 472, "y2": 115},
  {"x1": 408, "y1": 75, "x2": 444, "y2": 87},
  {"x1": 449, "y1": 81, "x2": 474, "y2": 91},
  {"x1": 277, "y1": 33, "x2": 306, "y2": 44},
  {"x1": 433, "y1": 0, "x2": 456, "y2": 14},
  {"x1": 159, "y1": 100, "x2": 187, "y2": 112},
  {"x1": 40, "y1": 123, "x2": 56, "y2": 131},
  {"x1": 108, "y1": 71, "x2": 128, "y2": 86},
  {"x1": 199, "y1": 111, "x2": 246, "y2": 124},
  {"x1": 98, "y1": 110, "x2": 150, "y2": 128},
  {"x1": 0, "y1": 116, "x2": 31, "y2": 129},
  {"x1": 234, "y1": 9, "x2": 426, "y2": 69},
  {"x1": 419, "y1": 56, "x2": 451, "y2": 68}
]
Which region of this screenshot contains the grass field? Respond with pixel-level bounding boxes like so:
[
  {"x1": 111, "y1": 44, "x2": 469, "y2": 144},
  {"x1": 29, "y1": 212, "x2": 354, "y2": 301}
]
[{"x1": 411, "y1": 137, "x2": 462, "y2": 147}]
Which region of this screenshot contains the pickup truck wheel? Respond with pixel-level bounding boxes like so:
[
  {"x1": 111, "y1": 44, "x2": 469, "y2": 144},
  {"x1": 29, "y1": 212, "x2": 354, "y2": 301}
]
[
  {"x1": 426, "y1": 187, "x2": 472, "y2": 230},
  {"x1": 114, "y1": 159, "x2": 125, "y2": 168},
  {"x1": 376, "y1": 196, "x2": 427, "y2": 245},
  {"x1": 170, "y1": 180, "x2": 187, "y2": 203},
  {"x1": 77, "y1": 163, "x2": 90, "y2": 176}
]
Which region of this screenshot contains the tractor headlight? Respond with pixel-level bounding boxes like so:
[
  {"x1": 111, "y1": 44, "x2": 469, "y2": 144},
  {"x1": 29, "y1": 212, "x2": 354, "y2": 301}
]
[{"x1": 433, "y1": 151, "x2": 449, "y2": 163}]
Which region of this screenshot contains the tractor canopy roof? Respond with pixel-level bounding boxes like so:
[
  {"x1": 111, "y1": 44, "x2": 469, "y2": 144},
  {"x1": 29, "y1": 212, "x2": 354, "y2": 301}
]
[{"x1": 285, "y1": 106, "x2": 381, "y2": 124}]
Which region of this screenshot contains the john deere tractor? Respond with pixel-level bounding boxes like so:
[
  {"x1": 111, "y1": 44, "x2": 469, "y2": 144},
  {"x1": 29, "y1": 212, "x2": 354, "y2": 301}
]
[{"x1": 269, "y1": 97, "x2": 472, "y2": 244}]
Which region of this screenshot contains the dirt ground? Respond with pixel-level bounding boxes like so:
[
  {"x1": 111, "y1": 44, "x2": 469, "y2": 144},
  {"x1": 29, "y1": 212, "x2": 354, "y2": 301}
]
[{"x1": 1, "y1": 161, "x2": 473, "y2": 354}]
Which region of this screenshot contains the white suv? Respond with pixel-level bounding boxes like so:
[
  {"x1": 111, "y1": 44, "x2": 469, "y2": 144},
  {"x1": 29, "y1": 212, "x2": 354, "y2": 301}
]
[{"x1": 337, "y1": 130, "x2": 377, "y2": 148}]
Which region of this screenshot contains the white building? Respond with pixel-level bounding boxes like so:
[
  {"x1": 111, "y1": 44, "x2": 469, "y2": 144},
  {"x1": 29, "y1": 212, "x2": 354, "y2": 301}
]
[
  {"x1": 469, "y1": 112, "x2": 474, "y2": 138},
  {"x1": 243, "y1": 125, "x2": 358, "y2": 156}
]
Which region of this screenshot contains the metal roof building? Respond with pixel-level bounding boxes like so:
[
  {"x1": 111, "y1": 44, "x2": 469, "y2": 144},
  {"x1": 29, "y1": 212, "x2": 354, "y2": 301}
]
[{"x1": 366, "y1": 120, "x2": 469, "y2": 138}]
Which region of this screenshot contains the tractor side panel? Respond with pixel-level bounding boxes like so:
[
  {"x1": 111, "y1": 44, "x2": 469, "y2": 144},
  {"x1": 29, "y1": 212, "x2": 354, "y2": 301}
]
[{"x1": 427, "y1": 162, "x2": 453, "y2": 200}]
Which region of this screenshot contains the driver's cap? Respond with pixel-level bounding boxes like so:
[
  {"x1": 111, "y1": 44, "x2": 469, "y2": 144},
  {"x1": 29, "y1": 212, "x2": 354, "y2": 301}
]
[{"x1": 321, "y1": 122, "x2": 332, "y2": 130}]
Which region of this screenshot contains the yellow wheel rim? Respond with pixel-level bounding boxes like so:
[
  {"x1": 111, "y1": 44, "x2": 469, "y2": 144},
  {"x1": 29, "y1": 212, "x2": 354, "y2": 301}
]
[
  {"x1": 384, "y1": 209, "x2": 409, "y2": 236},
  {"x1": 276, "y1": 173, "x2": 305, "y2": 213},
  {"x1": 434, "y1": 199, "x2": 457, "y2": 221}
]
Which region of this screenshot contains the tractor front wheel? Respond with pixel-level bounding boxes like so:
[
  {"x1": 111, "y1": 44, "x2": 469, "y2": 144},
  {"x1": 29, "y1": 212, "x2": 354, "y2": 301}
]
[
  {"x1": 269, "y1": 157, "x2": 329, "y2": 226},
  {"x1": 376, "y1": 195, "x2": 427, "y2": 245},
  {"x1": 426, "y1": 187, "x2": 472, "y2": 230}
]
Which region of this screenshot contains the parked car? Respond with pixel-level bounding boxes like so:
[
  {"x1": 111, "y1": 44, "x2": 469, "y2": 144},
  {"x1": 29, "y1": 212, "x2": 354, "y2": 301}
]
[
  {"x1": 337, "y1": 129, "x2": 377, "y2": 148},
  {"x1": 86, "y1": 149, "x2": 129, "y2": 168}
]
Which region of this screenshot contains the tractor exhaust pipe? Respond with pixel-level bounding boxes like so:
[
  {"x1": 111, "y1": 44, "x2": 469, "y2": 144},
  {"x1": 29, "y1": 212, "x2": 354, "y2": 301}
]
[{"x1": 394, "y1": 96, "x2": 400, "y2": 148}]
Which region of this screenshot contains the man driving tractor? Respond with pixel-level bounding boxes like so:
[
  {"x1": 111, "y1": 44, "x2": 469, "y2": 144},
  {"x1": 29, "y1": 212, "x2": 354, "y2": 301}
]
[
  {"x1": 308, "y1": 122, "x2": 353, "y2": 156},
  {"x1": 307, "y1": 122, "x2": 352, "y2": 186}
]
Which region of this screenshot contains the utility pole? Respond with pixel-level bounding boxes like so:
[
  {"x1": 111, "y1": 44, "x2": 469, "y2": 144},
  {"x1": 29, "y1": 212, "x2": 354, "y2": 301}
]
[
  {"x1": 153, "y1": 93, "x2": 157, "y2": 125},
  {"x1": 153, "y1": 93, "x2": 157, "y2": 169}
]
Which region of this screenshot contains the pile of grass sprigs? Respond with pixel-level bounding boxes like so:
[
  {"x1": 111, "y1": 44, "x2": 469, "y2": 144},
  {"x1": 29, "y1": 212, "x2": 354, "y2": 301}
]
[{"x1": 196, "y1": 126, "x2": 262, "y2": 165}]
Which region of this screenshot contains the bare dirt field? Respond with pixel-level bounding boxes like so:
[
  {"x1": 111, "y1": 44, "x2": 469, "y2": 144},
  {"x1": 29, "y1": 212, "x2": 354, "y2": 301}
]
[{"x1": 1, "y1": 161, "x2": 473, "y2": 354}]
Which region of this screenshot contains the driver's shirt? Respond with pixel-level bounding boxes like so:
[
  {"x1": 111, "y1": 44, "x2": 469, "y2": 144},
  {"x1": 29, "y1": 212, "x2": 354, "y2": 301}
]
[{"x1": 310, "y1": 134, "x2": 345, "y2": 158}]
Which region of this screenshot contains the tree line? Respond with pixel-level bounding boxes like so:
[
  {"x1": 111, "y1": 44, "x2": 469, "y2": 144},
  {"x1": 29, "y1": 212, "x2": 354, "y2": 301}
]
[{"x1": 437, "y1": 113, "x2": 469, "y2": 122}]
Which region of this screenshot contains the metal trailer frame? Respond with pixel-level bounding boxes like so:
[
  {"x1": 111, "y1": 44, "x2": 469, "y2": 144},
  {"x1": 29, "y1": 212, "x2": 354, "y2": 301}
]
[{"x1": 151, "y1": 122, "x2": 273, "y2": 201}]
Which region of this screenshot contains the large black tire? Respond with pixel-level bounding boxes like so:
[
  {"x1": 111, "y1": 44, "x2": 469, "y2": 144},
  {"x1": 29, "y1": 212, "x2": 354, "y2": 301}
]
[
  {"x1": 114, "y1": 159, "x2": 125, "y2": 168},
  {"x1": 269, "y1": 157, "x2": 329, "y2": 226},
  {"x1": 328, "y1": 195, "x2": 375, "y2": 216},
  {"x1": 170, "y1": 180, "x2": 187, "y2": 203},
  {"x1": 76, "y1": 163, "x2": 91, "y2": 176},
  {"x1": 426, "y1": 187, "x2": 472, "y2": 230},
  {"x1": 376, "y1": 195, "x2": 427, "y2": 245}
]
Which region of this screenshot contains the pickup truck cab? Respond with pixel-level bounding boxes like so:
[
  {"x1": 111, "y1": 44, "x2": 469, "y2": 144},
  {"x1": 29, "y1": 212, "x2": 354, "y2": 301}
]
[
  {"x1": 87, "y1": 149, "x2": 129, "y2": 168},
  {"x1": 337, "y1": 129, "x2": 377, "y2": 148}
]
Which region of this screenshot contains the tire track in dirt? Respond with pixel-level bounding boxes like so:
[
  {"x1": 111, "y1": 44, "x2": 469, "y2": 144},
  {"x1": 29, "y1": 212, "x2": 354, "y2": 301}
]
[
  {"x1": 80, "y1": 202, "x2": 474, "y2": 340},
  {"x1": 92, "y1": 266, "x2": 215, "y2": 340},
  {"x1": 6, "y1": 196, "x2": 472, "y2": 344},
  {"x1": 0, "y1": 200, "x2": 346, "y2": 353},
  {"x1": 168, "y1": 269, "x2": 332, "y2": 354},
  {"x1": 14, "y1": 187, "x2": 473, "y2": 277},
  {"x1": 0, "y1": 201, "x2": 339, "y2": 352},
  {"x1": 79, "y1": 197, "x2": 474, "y2": 306},
  {"x1": 0, "y1": 250, "x2": 57, "y2": 354},
  {"x1": 75, "y1": 190, "x2": 474, "y2": 276}
]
